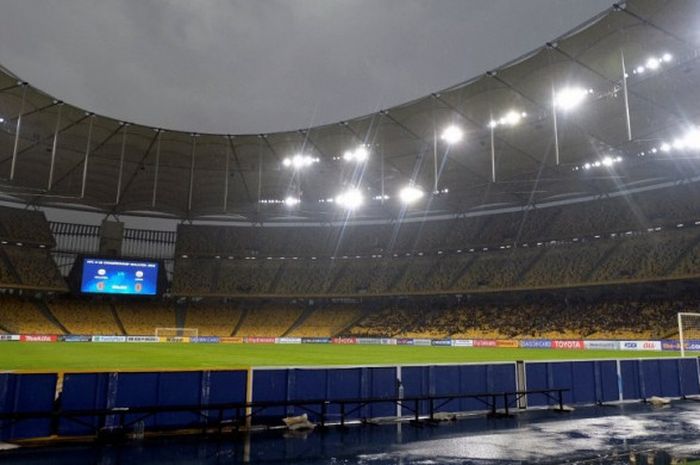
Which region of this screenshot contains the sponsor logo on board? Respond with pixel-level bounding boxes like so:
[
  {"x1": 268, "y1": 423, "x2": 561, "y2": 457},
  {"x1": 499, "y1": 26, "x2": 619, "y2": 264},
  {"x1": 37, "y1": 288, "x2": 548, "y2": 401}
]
[
  {"x1": 521, "y1": 339, "x2": 552, "y2": 349},
  {"x1": 20, "y1": 334, "x2": 57, "y2": 342},
  {"x1": 551, "y1": 340, "x2": 584, "y2": 350}
]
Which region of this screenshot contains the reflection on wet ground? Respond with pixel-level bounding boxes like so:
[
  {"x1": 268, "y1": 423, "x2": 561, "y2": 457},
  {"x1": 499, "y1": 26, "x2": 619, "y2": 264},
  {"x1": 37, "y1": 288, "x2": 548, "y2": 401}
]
[{"x1": 2, "y1": 401, "x2": 700, "y2": 464}]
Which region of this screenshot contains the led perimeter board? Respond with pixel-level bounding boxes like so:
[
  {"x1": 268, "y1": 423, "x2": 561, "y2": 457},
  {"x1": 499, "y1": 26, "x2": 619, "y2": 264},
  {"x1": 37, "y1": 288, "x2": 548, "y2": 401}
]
[{"x1": 78, "y1": 257, "x2": 160, "y2": 296}]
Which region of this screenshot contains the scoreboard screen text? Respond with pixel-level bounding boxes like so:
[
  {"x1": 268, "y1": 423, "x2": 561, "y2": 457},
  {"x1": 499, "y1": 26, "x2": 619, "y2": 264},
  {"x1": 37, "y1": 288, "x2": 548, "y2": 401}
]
[{"x1": 80, "y1": 258, "x2": 159, "y2": 295}]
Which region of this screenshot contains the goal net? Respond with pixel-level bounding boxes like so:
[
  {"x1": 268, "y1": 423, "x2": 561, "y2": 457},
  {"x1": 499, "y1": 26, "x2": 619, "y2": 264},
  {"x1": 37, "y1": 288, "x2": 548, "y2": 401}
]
[
  {"x1": 155, "y1": 327, "x2": 198, "y2": 341},
  {"x1": 677, "y1": 313, "x2": 700, "y2": 357}
]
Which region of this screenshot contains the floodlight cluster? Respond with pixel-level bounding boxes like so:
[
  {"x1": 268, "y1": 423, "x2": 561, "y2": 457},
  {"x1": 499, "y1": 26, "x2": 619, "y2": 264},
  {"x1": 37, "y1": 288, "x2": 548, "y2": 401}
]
[
  {"x1": 335, "y1": 188, "x2": 364, "y2": 210},
  {"x1": 631, "y1": 53, "x2": 672, "y2": 75},
  {"x1": 572, "y1": 156, "x2": 623, "y2": 171},
  {"x1": 489, "y1": 110, "x2": 527, "y2": 128},
  {"x1": 440, "y1": 125, "x2": 464, "y2": 144},
  {"x1": 554, "y1": 87, "x2": 593, "y2": 111},
  {"x1": 643, "y1": 128, "x2": 700, "y2": 155},
  {"x1": 398, "y1": 185, "x2": 424, "y2": 204},
  {"x1": 259, "y1": 196, "x2": 300, "y2": 207},
  {"x1": 282, "y1": 154, "x2": 319, "y2": 169},
  {"x1": 343, "y1": 145, "x2": 369, "y2": 163},
  {"x1": 284, "y1": 196, "x2": 300, "y2": 206}
]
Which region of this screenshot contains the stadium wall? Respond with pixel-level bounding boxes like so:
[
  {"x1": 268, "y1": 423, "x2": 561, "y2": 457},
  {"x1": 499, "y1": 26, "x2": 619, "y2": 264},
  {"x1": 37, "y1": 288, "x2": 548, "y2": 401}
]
[{"x1": 2, "y1": 356, "x2": 700, "y2": 441}]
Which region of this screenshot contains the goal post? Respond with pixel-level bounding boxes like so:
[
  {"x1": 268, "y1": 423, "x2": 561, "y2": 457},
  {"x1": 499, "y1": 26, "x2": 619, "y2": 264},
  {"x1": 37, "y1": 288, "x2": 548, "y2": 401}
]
[
  {"x1": 154, "y1": 327, "x2": 198, "y2": 340},
  {"x1": 677, "y1": 313, "x2": 700, "y2": 357}
]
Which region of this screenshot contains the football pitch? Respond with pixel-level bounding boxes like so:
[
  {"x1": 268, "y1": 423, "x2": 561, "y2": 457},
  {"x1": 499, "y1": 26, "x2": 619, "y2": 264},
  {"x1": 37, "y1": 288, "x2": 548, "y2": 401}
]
[{"x1": 0, "y1": 343, "x2": 684, "y2": 372}]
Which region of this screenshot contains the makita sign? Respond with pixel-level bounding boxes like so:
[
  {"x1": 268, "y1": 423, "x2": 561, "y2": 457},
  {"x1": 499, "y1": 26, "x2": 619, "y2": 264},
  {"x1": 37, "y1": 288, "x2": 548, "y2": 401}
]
[
  {"x1": 551, "y1": 340, "x2": 583, "y2": 350},
  {"x1": 20, "y1": 335, "x2": 57, "y2": 342}
]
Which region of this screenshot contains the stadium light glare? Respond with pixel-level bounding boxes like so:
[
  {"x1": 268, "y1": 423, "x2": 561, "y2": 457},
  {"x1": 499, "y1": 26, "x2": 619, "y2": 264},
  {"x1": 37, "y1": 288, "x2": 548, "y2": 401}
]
[
  {"x1": 335, "y1": 188, "x2": 363, "y2": 209},
  {"x1": 283, "y1": 153, "x2": 319, "y2": 169},
  {"x1": 398, "y1": 185, "x2": 424, "y2": 204},
  {"x1": 0, "y1": 117, "x2": 4, "y2": 123},
  {"x1": 284, "y1": 196, "x2": 300, "y2": 207},
  {"x1": 662, "y1": 53, "x2": 673, "y2": 62},
  {"x1": 683, "y1": 129, "x2": 700, "y2": 149},
  {"x1": 440, "y1": 125, "x2": 463, "y2": 144},
  {"x1": 554, "y1": 87, "x2": 590, "y2": 111},
  {"x1": 343, "y1": 145, "x2": 369, "y2": 163},
  {"x1": 646, "y1": 57, "x2": 660, "y2": 70},
  {"x1": 660, "y1": 142, "x2": 671, "y2": 152},
  {"x1": 489, "y1": 110, "x2": 527, "y2": 128}
]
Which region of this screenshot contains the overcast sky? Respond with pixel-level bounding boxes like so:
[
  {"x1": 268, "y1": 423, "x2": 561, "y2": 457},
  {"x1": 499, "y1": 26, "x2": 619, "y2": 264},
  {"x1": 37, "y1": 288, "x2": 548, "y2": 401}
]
[{"x1": 0, "y1": 1, "x2": 609, "y2": 135}]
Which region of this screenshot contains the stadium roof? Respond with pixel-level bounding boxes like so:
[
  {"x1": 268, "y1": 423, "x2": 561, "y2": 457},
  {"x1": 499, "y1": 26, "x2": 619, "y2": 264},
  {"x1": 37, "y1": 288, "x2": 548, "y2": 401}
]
[{"x1": 0, "y1": 0, "x2": 699, "y2": 223}]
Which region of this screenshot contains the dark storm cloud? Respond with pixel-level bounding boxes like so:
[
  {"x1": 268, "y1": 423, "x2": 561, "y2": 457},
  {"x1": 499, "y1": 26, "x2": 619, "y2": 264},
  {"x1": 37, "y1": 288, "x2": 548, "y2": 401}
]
[{"x1": 0, "y1": 0, "x2": 610, "y2": 134}]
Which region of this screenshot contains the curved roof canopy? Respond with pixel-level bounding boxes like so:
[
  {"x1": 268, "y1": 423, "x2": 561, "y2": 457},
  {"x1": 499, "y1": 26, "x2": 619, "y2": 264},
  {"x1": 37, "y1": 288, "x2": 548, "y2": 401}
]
[{"x1": 0, "y1": 0, "x2": 699, "y2": 223}]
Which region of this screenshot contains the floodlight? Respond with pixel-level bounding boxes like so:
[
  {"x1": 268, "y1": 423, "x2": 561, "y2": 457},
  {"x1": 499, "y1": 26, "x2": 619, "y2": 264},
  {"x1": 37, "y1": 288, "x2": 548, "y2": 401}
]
[
  {"x1": 683, "y1": 129, "x2": 700, "y2": 149},
  {"x1": 343, "y1": 145, "x2": 369, "y2": 162},
  {"x1": 283, "y1": 153, "x2": 318, "y2": 169},
  {"x1": 440, "y1": 125, "x2": 463, "y2": 144},
  {"x1": 602, "y1": 156, "x2": 614, "y2": 167},
  {"x1": 662, "y1": 53, "x2": 672, "y2": 62},
  {"x1": 554, "y1": 87, "x2": 590, "y2": 111},
  {"x1": 635, "y1": 66, "x2": 645, "y2": 74},
  {"x1": 0, "y1": 117, "x2": 4, "y2": 123},
  {"x1": 335, "y1": 188, "x2": 363, "y2": 209},
  {"x1": 646, "y1": 57, "x2": 660, "y2": 70},
  {"x1": 502, "y1": 110, "x2": 523, "y2": 126},
  {"x1": 284, "y1": 196, "x2": 300, "y2": 206},
  {"x1": 660, "y1": 143, "x2": 671, "y2": 152},
  {"x1": 398, "y1": 185, "x2": 424, "y2": 204}
]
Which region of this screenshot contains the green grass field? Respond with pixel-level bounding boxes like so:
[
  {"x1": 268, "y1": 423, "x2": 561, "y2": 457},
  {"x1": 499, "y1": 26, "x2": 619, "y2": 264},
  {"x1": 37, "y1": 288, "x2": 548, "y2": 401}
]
[{"x1": 0, "y1": 343, "x2": 683, "y2": 372}]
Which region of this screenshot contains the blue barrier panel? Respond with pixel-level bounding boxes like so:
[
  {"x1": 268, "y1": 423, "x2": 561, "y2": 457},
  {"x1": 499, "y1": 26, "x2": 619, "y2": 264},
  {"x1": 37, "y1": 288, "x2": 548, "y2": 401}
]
[
  {"x1": 620, "y1": 360, "x2": 641, "y2": 400},
  {"x1": 678, "y1": 358, "x2": 700, "y2": 397},
  {"x1": 60, "y1": 370, "x2": 248, "y2": 435},
  {"x1": 153, "y1": 372, "x2": 205, "y2": 429},
  {"x1": 59, "y1": 373, "x2": 111, "y2": 436},
  {"x1": 326, "y1": 368, "x2": 363, "y2": 421},
  {"x1": 111, "y1": 372, "x2": 160, "y2": 429},
  {"x1": 0, "y1": 373, "x2": 57, "y2": 440},
  {"x1": 620, "y1": 358, "x2": 694, "y2": 400},
  {"x1": 524, "y1": 363, "x2": 549, "y2": 406},
  {"x1": 402, "y1": 364, "x2": 516, "y2": 415},
  {"x1": 251, "y1": 369, "x2": 288, "y2": 422},
  {"x1": 525, "y1": 361, "x2": 620, "y2": 406},
  {"x1": 401, "y1": 366, "x2": 430, "y2": 416},
  {"x1": 365, "y1": 367, "x2": 397, "y2": 418},
  {"x1": 252, "y1": 367, "x2": 397, "y2": 423},
  {"x1": 639, "y1": 359, "x2": 681, "y2": 398},
  {"x1": 597, "y1": 361, "x2": 620, "y2": 403}
]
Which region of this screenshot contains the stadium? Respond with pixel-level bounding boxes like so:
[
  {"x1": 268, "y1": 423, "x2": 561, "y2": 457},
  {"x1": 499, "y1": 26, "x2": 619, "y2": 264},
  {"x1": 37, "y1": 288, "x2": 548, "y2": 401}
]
[{"x1": 1, "y1": 0, "x2": 700, "y2": 463}]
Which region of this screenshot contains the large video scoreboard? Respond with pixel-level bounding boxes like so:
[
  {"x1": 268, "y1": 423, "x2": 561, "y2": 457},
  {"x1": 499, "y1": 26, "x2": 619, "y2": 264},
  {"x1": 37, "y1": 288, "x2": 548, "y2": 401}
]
[{"x1": 79, "y1": 257, "x2": 160, "y2": 296}]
